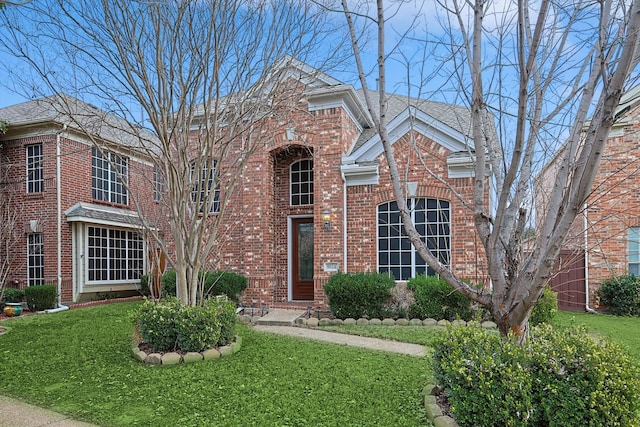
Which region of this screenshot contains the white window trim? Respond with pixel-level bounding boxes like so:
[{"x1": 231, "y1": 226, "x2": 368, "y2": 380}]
[{"x1": 290, "y1": 158, "x2": 314, "y2": 206}]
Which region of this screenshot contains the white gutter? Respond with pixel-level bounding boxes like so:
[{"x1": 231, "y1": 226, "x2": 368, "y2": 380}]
[
  {"x1": 341, "y1": 171, "x2": 347, "y2": 272},
  {"x1": 56, "y1": 124, "x2": 67, "y2": 308},
  {"x1": 583, "y1": 204, "x2": 597, "y2": 313}
]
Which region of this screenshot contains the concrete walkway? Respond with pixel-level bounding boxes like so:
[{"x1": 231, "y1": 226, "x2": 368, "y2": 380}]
[
  {"x1": 0, "y1": 324, "x2": 424, "y2": 426},
  {"x1": 253, "y1": 325, "x2": 427, "y2": 357},
  {"x1": 0, "y1": 395, "x2": 96, "y2": 427}
]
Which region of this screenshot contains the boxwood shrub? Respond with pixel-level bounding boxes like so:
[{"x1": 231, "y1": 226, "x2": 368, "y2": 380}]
[
  {"x1": 24, "y1": 285, "x2": 56, "y2": 311},
  {"x1": 1, "y1": 287, "x2": 24, "y2": 303},
  {"x1": 407, "y1": 275, "x2": 472, "y2": 320},
  {"x1": 324, "y1": 272, "x2": 395, "y2": 319},
  {"x1": 597, "y1": 274, "x2": 640, "y2": 316},
  {"x1": 434, "y1": 324, "x2": 640, "y2": 427},
  {"x1": 529, "y1": 286, "x2": 558, "y2": 326},
  {"x1": 134, "y1": 296, "x2": 238, "y2": 352},
  {"x1": 204, "y1": 270, "x2": 248, "y2": 304}
]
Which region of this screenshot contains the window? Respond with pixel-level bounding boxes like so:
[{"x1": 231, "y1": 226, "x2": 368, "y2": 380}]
[
  {"x1": 26, "y1": 144, "x2": 44, "y2": 193},
  {"x1": 87, "y1": 226, "x2": 144, "y2": 282},
  {"x1": 92, "y1": 147, "x2": 128, "y2": 205},
  {"x1": 153, "y1": 165, "x2": 163, "y2": 202},
  {"x1": 191, "y1": 159, "x2": 220, "y2": 213},
  {"x1": 629, "y1": 227, "x2": 640, "y2": 275},
  {"x1": 290, "y1": 159, "x2": 313, "y2": 206},
  {"x1": 378, "y1": 198, "x2": 451, "y2": 280},
  {"x1": 27, "y1": 233, "x2": 44, "y2": 286}
]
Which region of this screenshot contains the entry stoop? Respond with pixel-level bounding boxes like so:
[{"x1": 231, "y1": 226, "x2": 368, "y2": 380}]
[{"x1": 254, "y1": 309, "x2": 306, "y2": 326}]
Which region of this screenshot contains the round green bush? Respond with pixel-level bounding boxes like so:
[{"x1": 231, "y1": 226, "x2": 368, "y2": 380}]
[
  {"x1": 323, "y1": 272, "x2": 395, "y2": 319},
  {"x1": 136, "y1": 297, "x2": 183, "y2": 352},
  {"x1": 161, "y1": 270, "x2": 177, "y2": 297},
  {"x1": 175, "y1": 304, "x2": 221, "y2": 352},
  {"x1": 408, "y1": 275, "x2": 472, "y2": 320},
  {"x1": 204, "y1": 270, "x2": 248, "y2": 304},
  {"x1": 434, "y1": 324, "x2": 640, "y2": 427},
  {"x1": 1, "y1": 287, "x2": 24, "y2": 303},
  {"x1": 529, "y1": 286, "x2": 558, "y2": 326},
  {"x1": 24, "y1": 285, "x2": 56, "y2": 311},
  {"x1": 597, "y1": 274, "x2": 640, "y2": 316},
  {"x1": 206, "y1": 297, "x2": 237, "y2": 346}
]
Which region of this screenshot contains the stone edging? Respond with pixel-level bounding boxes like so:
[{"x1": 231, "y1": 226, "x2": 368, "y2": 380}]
[
  {"x1": 424, "y1": 384, "x2": 459, "y2": 427},
  {"x1": 132, "y1": 335, "x2": 242, "y2": 365},
  {"x1": 294, "y1": 316, "x2": 498, "y2": 329}
]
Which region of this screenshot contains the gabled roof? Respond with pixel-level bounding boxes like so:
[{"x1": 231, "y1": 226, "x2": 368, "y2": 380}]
[{"x1": 0, "y1": 94, "x2": 158, "y2": 150}]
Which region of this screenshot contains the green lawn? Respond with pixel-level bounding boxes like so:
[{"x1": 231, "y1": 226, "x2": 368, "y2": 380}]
[{"x1": 0, "y1": 302, "x2": 432, "y2": 426}]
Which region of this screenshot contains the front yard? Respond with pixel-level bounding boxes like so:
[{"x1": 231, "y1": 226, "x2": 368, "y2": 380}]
[{"x1": 0, "y1": 302, "x2": 431, "y2": 426}]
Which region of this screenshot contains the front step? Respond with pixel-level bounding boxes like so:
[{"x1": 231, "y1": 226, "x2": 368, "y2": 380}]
[{"x1": 254, "y1": 309, "x2": 306, "y2": 326}]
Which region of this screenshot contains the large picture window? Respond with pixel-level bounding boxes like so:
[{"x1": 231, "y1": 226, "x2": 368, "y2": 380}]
[
  {"x1": 87, "y1": 226, "x2": 144, "y2": 282},
  {"x1": 92, "y1": 147, "x2": 128, "y2": 205},
  {"x1": 26, "y1": 144, "x2": 44, "y2": 193},
  {"x1": 290, "y1": 159, "x2": 313, "y2": 206},
  {"x1": 27, "y1": 233, "x2": 44, "y2": 286},
  {"x1": 378, "y1": 198, "x2": 451, "y2": 280}
]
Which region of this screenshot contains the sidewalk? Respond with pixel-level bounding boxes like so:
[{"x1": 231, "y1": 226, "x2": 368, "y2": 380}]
[{"x1": 0, "y1": 395, "x2": 96, "y2": 426}]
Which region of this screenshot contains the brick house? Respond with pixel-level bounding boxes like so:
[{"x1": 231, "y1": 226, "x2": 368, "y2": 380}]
[
  {"x1": 537, "y1": 85, "x2": 640, "y2": 311},
  {"x1": 0, "y1": 60, "x2": 487, "y2": 307},
  {"x1": 0, "y1": 94, "x2": 158, "y2": 303}
]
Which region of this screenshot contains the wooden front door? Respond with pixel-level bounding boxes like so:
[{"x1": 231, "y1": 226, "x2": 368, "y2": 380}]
[{"x1": 292, "y1": 218, "x2": 314, "y2": 300}]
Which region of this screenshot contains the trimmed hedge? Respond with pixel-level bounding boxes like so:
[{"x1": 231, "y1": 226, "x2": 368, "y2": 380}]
[
  {"x1": 598, "y1": 274, "x2": 640, "y2": 316},
  {"x1": 1, "y1": 287, "x2": 24, "y2": 303},
  {"x1": 407, "y1": 275, "x2": 472, "y2": 321},
  {"x1": 434, "y1": 324, "x2": 640, "y2": 427},
  {"x1": 204, "y1": 270, "x2": 248, "y2": 303},
  {"x1": 324, "y1": 272, "x2": 395, "y2": 319},
  {"x1": 134, "y1": 296, "x2": 237, "y2": 352},
  {"x1": 24, "y1": 285, "x2": 56, "y2": 311}
]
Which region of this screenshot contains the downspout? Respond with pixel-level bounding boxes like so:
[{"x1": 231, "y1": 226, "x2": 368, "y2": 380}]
[
  {"x1": 583, "y1": 204, "x2": 597, "y2": 313},
  {"x1": 54, "y1": 124, "x2": 69, "y2": 312},
  {"x1": 341, "y1": 171, "x2": 347, "y2": 273}
]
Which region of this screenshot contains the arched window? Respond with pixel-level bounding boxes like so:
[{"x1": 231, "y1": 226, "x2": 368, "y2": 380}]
[
  {"x1": 290, "y1": 159, "x2": 313, "y2": 206},
  {"x1": 377, "y1": 198, "x2": 450, "y2": 280}
]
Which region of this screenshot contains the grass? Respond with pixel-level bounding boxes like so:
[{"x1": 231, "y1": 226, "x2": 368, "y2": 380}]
[
  {"x1": 319, "y1": 324, "x2": 444, "y2": 347},
  {"x1": 0, "y1": 302, "x2": 432, "y2": 426}
]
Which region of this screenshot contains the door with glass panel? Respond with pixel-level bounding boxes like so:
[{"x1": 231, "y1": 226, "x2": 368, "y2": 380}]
[{"x1": 291, "y1": 218, "x2": 314, "y2": 300}]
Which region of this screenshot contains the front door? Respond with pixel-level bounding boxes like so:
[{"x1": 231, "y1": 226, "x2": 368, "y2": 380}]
[{"x1": 292, "y1": 218, "x2": 314, "y2": 300}]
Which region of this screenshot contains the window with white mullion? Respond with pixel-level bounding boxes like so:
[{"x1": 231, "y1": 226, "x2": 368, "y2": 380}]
[
  {"x1": 92, "y1": 148, "x2": 128, "y2": 205},
  {"x1": 27, "y1": 233, "x2": 44, "y2": 286},
  {"x1": 26, "y1": 144, "x2": 44, "y2": 193},
  {"x1": 290, "y1": 159, "x2": 314, "y2": 206},
  {"x1": 87, "y1": 226, "x2": 143, "y2": 283},
  {"x1": 378, "y1": 198, "x2": 451, "y2": 280}
]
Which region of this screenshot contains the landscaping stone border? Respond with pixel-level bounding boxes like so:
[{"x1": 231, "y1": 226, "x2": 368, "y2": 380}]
[
  {"x1": 132, "y1": 335, "x2": 242, "y2": 365},
  {"x1": 424, "y1": 384, "x2": 459, "y2": 427},
  {"x1": 287, "y1": 316, "x2": 498, "y2": 329}
]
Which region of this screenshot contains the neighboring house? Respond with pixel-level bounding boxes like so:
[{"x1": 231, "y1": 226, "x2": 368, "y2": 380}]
[
  {"x1": 537, "y1": 85, "x2": 640, "y2": 311},
  {"x1": 0, "y1": 94, "x2": 158, "y2": 303},
  {"x1": 0, "y1": 60, "x2": 488, "y2": 307}
]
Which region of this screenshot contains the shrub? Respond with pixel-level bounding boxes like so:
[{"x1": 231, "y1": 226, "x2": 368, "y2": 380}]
[
  {"x1": 1, "y1": 287, "x2": 24, "y2": 303},
  {"x1": 434, "y1": 324, "x2": 640, "y2": 427},
  {"x1": 529, "y1": 286, "x2": 558, "y2": 326},
  {"x1": 324, "y1": 272, "x2": 395, "y2": 319},
  {"x1": 138, "y1": 274, "x2": 150, "y2": 297},
  {"x1": 207, "y1": 297, "x2": 237, "y2": 346},
  {"x1": 135, "y1": 297, "x2": 183, "y2": 351},
  {"x1": 408, "y1": 275, "x2": 472, "y2": 320},
  {"x1": 433, "y1": 326, "x2": 533, "y2": 427},
  {"x1": 24, "y1": 285, "x2": 56, "y2": 311},
  {"x1": 161, "y1": 270, "x2": 177, "y2": 297},
  {"x1": 597, "y1": 274, "x2": 640, "y2": 316},
  {"x1": 175, "y1": 303, "x2": 221, "y2": 352},
  {"x1": 204, "y1": 271, "x2": 248, "y2": 304}
]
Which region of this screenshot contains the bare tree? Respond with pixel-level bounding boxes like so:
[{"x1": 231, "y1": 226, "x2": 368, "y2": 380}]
[
  {"x1": 341, "y1": 0, "x2": 640, "y2": 340},
  {"x1": 0, "y1": 146, "x2": 22, "y2": 302},
  {"x1": 0, "y1": 0, "x2": 343, "y2": 306}
]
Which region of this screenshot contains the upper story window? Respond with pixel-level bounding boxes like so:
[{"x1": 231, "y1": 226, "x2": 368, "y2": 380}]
[
  {"x1": 26, "y1": 144, "x2": 44, "y2": 193},
  {"x1": 290, "y1": 159, "x2": 313, "y2": 206},
  {"x1": 92, "y1": 147, "x2": 128, "y2": 205},
  {"x1": 190, "y1": 159, "x2": 220, "y2": 213},
  {"x1": 153, "y1": 165, "x2": 163, "y2": 202},
  {"x1": 629, "y1": 227, "x2": 640, "y2": 275},
  {"x1": 378, "y1": 198, "x2": 451, "y2": 280}
]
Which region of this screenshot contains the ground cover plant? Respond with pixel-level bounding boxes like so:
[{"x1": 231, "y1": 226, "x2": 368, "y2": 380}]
[{"x1": 0, "y1": 302, "x2": 432, "y2": 426}]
